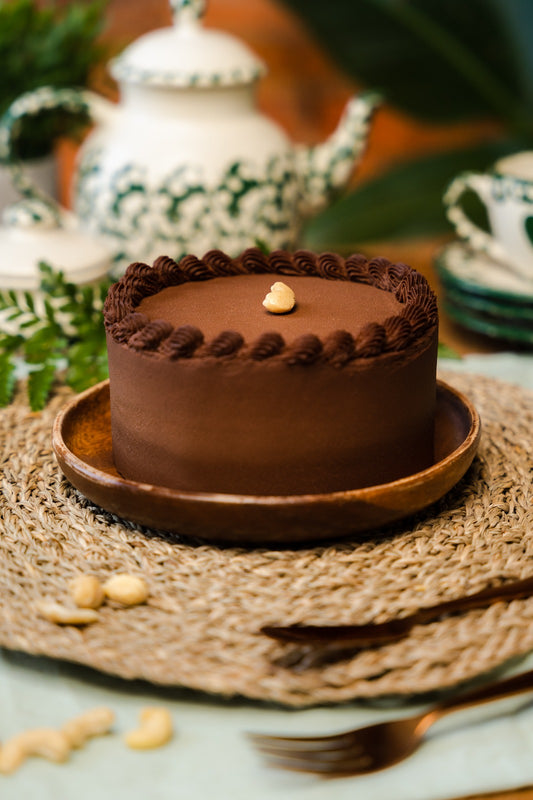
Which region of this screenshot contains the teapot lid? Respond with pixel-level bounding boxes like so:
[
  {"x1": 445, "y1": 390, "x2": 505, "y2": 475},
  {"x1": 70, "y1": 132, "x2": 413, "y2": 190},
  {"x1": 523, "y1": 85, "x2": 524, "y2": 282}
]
[
  {"x1": 0, "y1": 199, "x2": 112, "y2": 291},
  {"x1": 111, "y1": 0, "x2": 266, "y2": 88}
]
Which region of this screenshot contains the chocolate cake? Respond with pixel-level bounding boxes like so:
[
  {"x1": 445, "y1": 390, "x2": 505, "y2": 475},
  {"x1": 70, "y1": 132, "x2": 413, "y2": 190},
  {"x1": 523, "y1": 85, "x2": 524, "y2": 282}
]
[{"x1": 103, "y1": 249, "x2": 439, "y2": 496}]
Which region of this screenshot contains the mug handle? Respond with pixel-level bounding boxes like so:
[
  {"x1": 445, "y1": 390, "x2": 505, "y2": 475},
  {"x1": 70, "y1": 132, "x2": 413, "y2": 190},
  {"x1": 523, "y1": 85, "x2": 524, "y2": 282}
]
[
  {"x1": 443, "y1": 171, "x2": 510, "y2": 264},
  {"x1": 0, "y1": 86, "x2": 102, "y2": 224}
]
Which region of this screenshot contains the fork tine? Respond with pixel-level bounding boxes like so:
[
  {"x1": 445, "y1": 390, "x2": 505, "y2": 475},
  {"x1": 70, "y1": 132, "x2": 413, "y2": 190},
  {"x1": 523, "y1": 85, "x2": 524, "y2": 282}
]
[
  {"x1": 248, "y1": 730, "x2": 361, "y2": 750},
  {"x1": 254, "y1": 743, "x2": 369, "y2": 763},
  {"x1": 256, "y1": 751, "x2": 376, "y2": 775}
]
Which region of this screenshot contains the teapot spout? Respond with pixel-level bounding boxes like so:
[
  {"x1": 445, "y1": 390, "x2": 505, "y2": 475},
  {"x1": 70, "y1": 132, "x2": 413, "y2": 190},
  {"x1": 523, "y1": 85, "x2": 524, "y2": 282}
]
[{"x1": 295, "y1": 91, "x2": 381, "y2": 219}]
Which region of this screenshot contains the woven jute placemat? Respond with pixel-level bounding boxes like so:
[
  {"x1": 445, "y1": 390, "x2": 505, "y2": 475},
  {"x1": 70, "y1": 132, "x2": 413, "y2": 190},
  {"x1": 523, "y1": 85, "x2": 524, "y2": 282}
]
[{"x1": 1, "y1": 370, "x2": 532, "y2": 707}]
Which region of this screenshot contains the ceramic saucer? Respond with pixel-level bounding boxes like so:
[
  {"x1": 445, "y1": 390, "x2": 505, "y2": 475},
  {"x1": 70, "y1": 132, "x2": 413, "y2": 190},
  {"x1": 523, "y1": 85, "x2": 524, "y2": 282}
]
[
  {"x1": 443, "y1": 297, "x2": 533, "y2": 345},
  {"x1": 434, "y1": 241, "x2": 533, "y2": 304},
  {"x1": 52, "y1": 380, "x2": 481, "y2": 546},
  {"x1": 435, "y1": 241, "x2": 533, "y2": 345},
  {"x1": 442, "y1": 284, "x2": 533, "y2": 322}
]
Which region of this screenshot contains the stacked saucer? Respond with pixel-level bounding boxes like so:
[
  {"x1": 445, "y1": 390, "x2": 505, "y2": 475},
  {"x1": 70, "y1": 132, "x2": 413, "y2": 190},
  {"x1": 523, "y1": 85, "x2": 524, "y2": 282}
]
[{"x1": 434, "y1": 241, "x2": 533, "y2": 345}]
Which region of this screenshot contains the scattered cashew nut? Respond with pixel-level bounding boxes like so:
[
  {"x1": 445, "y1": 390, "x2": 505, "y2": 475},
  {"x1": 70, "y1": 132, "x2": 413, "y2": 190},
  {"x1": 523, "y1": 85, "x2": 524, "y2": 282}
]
[
  {"x1": 0, "y1": 728, "x2": 71, "y2": 774},
  {"x1": 124, "y1": 707, "x2": 173, "y2": 750},
  {"x1": 103, "y1": 574, "x2": 149, "y2": 606},
  {"x1": 61, "y1": 707, "x2": 115, "y2": 749},
  {"x1": 36, "y1": 601, "x2": 99, "y2": 626},
  {"x1": 262, "y1": 281, "x2": 295, "y2": 314},
  {"x1": 69, "y1": 575, "x2": 105, "y2": 609}
]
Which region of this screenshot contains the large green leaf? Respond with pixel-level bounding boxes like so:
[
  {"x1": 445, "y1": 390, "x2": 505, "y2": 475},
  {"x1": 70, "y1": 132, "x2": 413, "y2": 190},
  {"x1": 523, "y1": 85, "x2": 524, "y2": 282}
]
[
  {"x1": 280, "y1": 0, "x2": 533, "y2": 129},
  {"x1": 302, "y1": 139, "x2": 525, "y2": 250}
]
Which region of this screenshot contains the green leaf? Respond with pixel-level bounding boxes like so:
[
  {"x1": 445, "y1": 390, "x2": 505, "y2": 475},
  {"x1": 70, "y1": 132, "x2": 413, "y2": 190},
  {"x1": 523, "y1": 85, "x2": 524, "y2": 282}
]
[
  {"x1": 0, "y1": 333, "x2": 24, "y2": 353},
  {"x1": 0, "y1": 0, "x2": 107, "y2": 159},
  {"x1": 28, "y1": 363, "x2": 56, "y2": 411},
  {"x1": 438, "y1": 342, "x2": 462, "y2": 360},
  {"x1": 23, "y1": 325, "x2": 64, "y2": 362},
  {"x1": 0, "y1": 263, "x2": 112, "y2": 406},
  {"x1": 0, "y1": 353, "x2": 16, "y2": 407},
  {"x1": 302, "y1": 139, "x2": 523, "y2": 249},
  {"x1": 279, "y1": 0, "x2": 533, "y2": 130}
]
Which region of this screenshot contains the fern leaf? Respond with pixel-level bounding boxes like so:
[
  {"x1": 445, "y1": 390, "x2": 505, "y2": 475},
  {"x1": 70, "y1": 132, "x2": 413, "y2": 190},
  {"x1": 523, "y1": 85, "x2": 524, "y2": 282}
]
[
  {"x1": 0, "y1": 353, "x2": 16, "y2": 407},
  {"x1": 28, "y1": 363, "x2": 56, "y2": 411}
]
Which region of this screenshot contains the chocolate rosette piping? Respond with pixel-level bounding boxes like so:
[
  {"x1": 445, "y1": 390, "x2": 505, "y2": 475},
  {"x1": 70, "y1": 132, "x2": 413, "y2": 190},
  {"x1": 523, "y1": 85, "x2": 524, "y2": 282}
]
[
  {"x1": 110, "y1": 312, "x2": 150, "y2": 343},
  {"x1": 104, "y1": 249, "x2": 437, "y2": 365},
  {"x1": 152, "y1": 255, "x2": 184, "y2": 287},
  {"x1": 401, "y1": 304, "x2": 430, "y2": 336},
  {"x1": 269, "y1": 250, "x2": 298, "y2": 276},
  {"x1": 204, "y1": 330, "x2": 244, "y2": 357},
  {"x1": 123, "y1": 261, "x2": 162, "y2": 303},
  {"x1": 383, "y1": 315, "x2": 413, "y2": 352},
  {"x1": 284, "y1": 334, "x2": 323, "y2": 365},
  {"x1": 387, "y1": 261, "x2": 411, "y2": 288},
  {"x1": 317, "y1": 252, "x2": 346, "y2": 280},
  {"x1": 345, "y1": 253, "x2": 373, "y2": 284},
  {"x1": 240, "y1": 247, "x2": 270, "y2": 273},
  {"x1": 249, "y1": 332, "x2": 285, "y2": 361},
  {"x1": 368, "y1": 257, "x2": 393, "y2": 290},
  {"x1": 291, "y1": 249, "x2": 318, "y2": 276},
  {"x1": 203, "y1": 250, "x2": 243, "y2": 276},
  {"x1": 129, "y1": 319, "x2": 173, "y2": 351},
  {"x1": 323, "y1": 330, "x2": 356, "y2": 366},
  {"x1": 159, "y1": 325, "x2": 204, "y2": 359},
  {"x1": 354, "y1": 323, "x2": 387, "y2": 358},
  {"x1": 180, "y1": 254, "x2": 213, "y2": 281},
  {"x1": 103, "y1": 280, "x2": 136, "y2": 325}
]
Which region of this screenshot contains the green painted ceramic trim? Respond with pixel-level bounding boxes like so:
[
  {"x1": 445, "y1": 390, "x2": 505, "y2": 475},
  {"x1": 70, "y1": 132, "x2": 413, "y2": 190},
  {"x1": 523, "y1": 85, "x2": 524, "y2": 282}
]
[
  {"x1": 443, "y1": 284, "x2": 533, "y2": 320},
  {"x1": 491, "y1": 173, "x2": 533, "y2": 204},
  {"x1": 444, "y1": 298, "x2": 533, "y2": 344},
  {"x1": 110, "y1": 61, "x2": 265, "y2": 88}
]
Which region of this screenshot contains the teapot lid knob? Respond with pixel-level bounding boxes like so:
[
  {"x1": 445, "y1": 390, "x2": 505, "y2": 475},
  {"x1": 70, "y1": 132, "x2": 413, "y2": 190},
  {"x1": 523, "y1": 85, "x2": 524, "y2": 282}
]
[{"x1": 170, "y1": 0, "x2": 207, "y2": 25}]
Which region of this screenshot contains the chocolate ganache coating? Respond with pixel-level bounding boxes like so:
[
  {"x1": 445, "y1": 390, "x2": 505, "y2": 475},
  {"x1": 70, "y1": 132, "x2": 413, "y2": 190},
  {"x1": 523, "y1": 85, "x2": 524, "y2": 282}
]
[{"x1": 104, "y1": 249, "x2": 439, "y2": 496}]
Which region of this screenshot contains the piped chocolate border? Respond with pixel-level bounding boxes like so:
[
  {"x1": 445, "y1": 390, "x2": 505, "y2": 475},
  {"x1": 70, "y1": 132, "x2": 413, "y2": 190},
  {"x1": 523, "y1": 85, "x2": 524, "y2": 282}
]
[{"x1": 103, "y1": 248, "x2": 438, "y2": 365}]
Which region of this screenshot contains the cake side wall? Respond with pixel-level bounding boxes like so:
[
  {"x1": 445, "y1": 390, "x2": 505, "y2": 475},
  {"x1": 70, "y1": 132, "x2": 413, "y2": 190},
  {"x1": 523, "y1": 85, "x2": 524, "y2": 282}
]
[{"x1": 106, "y1": 325, "x2": 438, "y2": 496}]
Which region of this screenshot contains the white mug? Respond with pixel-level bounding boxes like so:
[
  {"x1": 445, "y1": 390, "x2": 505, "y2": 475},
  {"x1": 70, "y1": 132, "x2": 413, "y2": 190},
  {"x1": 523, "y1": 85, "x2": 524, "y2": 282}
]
[{"x1": 444, "y1": 151, "x2": 533, "y2": 281}]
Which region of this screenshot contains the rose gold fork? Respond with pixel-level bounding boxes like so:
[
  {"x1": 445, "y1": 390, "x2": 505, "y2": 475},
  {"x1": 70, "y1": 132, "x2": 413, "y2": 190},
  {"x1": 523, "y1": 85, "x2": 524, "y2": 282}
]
[{"x1": 249, "y1": 668, "x2": 533, "y2": 777}]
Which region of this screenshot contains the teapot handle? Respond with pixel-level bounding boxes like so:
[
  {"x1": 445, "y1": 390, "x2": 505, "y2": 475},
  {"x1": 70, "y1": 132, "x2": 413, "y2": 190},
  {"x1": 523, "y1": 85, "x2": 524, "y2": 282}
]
[{"x1": 0, "y1": 86, "x2": 99, "y2": 223}]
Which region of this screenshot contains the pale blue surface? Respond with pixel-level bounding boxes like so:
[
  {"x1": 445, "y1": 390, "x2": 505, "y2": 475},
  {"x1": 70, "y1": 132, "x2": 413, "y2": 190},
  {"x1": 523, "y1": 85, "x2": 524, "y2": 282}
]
[{"x1": 1, "y1": 352, "x2": 532, "y2": 800}]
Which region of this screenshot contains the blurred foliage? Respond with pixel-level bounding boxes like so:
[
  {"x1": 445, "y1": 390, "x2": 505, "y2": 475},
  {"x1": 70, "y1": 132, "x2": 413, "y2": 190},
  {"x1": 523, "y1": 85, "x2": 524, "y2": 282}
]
[
  {"x1": 0, "y1": 263, "x2": 111, "y2": 410},
  {"x1": 281, "y1": 0, "x2": 533, "y2": 247},
  {"x1": 0, "y1": 0, "x2": 107, "y2": 160}
]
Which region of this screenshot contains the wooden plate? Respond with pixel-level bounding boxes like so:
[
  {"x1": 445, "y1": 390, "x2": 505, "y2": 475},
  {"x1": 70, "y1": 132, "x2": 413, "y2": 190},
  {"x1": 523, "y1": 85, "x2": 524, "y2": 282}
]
[{"x1": 52, "y1": 379, "x2": 481, "y2": 546}]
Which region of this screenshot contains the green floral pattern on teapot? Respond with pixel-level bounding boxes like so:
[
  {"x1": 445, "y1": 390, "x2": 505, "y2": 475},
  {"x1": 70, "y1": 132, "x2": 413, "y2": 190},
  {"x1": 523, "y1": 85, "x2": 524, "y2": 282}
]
[{"x1": 75, "y1": 147, "x2": 301, "y2": 264}]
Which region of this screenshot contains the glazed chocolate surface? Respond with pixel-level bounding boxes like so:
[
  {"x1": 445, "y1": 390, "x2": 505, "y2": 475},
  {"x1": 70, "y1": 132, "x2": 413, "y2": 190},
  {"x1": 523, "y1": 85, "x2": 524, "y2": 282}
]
[{"x1": 137, "y1": 275, "x2": 403, "y2": 344}]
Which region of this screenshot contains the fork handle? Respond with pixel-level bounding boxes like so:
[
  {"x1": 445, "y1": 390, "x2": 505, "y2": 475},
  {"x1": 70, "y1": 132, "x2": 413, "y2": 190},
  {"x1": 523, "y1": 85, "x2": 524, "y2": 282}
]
[{"x1": 434, "y1": 668, "x2": 533, "y2": 719}]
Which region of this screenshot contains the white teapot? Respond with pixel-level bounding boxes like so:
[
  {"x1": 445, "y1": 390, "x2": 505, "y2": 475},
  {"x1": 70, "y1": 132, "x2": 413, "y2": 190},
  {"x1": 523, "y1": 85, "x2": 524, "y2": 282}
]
[{"x1": 0, "y1": 0, "x2": 379, "y2": 270}]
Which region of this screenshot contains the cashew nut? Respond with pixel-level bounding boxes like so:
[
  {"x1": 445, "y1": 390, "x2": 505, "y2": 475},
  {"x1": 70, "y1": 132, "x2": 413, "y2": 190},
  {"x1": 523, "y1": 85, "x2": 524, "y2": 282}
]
[
  {"x1": 262, "y1": 281, "x2": 295, "y2": 314},
  {"x1": 103, "y1": 574, "x2": 148, "y2": 606},
  {"x1": 61, "y1": 707, "x2": 115, "y2": 749},
  {"x1": 68, "y1": 575, "x2": 105, "y2": 609},
  {"x1": 0, "y1": 728, "x2": 71, "y2": 774},
  {"x1": 36, "y1": 601, "x2": 99, "y2": 625},
  {"x1": 124, "y1": 707, "x2": 173, "y2": 750}
]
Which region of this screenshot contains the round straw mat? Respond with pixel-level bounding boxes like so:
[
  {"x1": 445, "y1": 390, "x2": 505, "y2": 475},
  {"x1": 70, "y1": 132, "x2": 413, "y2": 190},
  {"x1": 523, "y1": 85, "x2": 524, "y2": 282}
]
[{"x1": 1, "y1": 370, "x2": 532, "y2": 708}]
